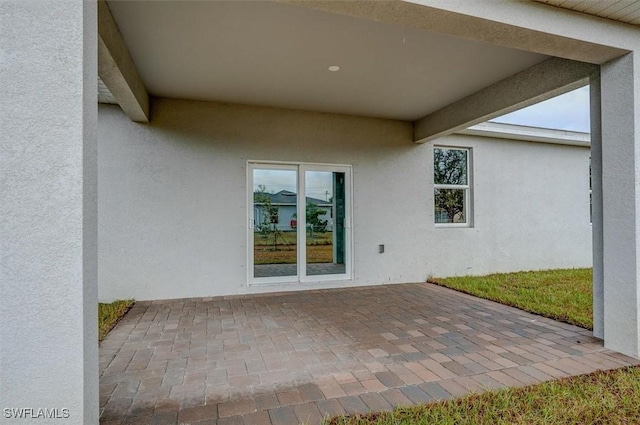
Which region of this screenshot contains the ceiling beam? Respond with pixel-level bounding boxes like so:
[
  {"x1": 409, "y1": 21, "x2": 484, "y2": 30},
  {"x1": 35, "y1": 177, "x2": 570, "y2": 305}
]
[
  {"x1": 98, "y1": 0, "x2": 149, "y2": 122},
  {"x1": 413, "y1": 57, "x2": 597, "y2": 144},
  {"x1": 281, "y1": 1, "x2": 628, "y2": 64}
]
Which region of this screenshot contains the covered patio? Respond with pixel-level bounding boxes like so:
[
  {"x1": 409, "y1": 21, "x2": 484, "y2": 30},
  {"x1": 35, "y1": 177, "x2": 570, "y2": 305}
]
[
  {"x1": 5, "y1": 1, "x2": 640, "y2": 423},
  {"x1": 99, "y1": 283, "x2": 639, "y2": 425}
]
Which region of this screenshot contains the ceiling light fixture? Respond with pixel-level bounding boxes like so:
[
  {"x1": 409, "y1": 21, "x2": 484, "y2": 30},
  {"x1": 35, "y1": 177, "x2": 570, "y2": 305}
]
[{"x1": 328, "y1": 65, "x2": 340, "y2": 72}]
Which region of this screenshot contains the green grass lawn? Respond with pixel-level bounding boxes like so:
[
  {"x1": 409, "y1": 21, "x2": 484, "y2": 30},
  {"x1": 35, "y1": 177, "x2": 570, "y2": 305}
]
[
  {"x1": 98, "y1": 299, "x2": 134, "y2": 341},
  {"x1": 429, "y1": 268, "x2": 593, "y2": 329},
  {"x1": 323, "y1": 366, "x2": 640, "y2": 425}
]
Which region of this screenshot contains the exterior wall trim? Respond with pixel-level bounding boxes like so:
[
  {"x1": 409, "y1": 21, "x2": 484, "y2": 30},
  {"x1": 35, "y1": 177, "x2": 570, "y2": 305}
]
[{"x1": 458, "y1": 121, "x2": 590, "y2": 147}]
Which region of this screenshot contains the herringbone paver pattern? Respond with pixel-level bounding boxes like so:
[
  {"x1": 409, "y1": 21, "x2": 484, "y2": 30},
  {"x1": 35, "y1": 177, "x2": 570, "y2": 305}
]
[{"x1": 99, "y1": 283, "x2": 639, "y2": 424}]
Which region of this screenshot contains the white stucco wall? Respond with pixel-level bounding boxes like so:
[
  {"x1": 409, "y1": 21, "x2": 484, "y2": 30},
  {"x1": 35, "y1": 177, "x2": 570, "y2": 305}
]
[
  {"x1": 1, "y1": 1, "x2": 98, "y2": 423},
  {"x1": 98, "y1": 99, "x2": 591, "y2": 301}
]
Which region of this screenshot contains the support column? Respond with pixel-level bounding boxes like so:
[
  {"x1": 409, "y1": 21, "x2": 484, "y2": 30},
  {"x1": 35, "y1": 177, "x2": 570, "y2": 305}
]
[
  {"x1": 0, "y1": 1, "x2": 98, "y2": 423},
  {"x1": 591, "y1": 73, "x2": 604, "y2": 340},
  {"x1": 601, "y1": 53, "x2": 640, "y2": 358}
]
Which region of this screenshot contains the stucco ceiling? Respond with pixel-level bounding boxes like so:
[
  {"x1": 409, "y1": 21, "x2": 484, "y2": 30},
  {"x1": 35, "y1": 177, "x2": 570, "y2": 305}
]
[
  {"x1": 534, "y1": 0, "x2": 640, "y2": 26},
  {"x1": 106, "y1": 0, "x2": 549, "y2": 121}
]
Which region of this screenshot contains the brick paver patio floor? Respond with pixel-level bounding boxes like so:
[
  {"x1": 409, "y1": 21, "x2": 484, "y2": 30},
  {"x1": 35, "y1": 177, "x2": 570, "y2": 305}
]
[{"x1": 99, "y1": 283, "x2": 640, "y2": 425}]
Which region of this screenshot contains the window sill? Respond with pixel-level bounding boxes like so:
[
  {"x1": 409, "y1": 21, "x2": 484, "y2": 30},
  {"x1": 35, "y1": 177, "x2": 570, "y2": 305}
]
[{"x1": 435, "y1": 223, "x2": 473, "y2": 228}]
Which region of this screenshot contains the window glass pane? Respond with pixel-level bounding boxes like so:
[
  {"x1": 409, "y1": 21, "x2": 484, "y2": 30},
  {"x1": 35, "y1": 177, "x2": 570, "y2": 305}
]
[
  {"x1": 253, "y1": 169, "x2": 297, "y2": 278},
  {"x1": 434, "y1": 148, "x2": 467, "y2": 185},
  {"x1": 434, "y1": 188, "x2": 466, "y2": 223}
]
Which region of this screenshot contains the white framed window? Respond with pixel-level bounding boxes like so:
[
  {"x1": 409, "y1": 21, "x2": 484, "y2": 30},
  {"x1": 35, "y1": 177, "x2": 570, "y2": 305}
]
[{"x1": 433, "y1": 146, "x2": 471, "y2": 226}]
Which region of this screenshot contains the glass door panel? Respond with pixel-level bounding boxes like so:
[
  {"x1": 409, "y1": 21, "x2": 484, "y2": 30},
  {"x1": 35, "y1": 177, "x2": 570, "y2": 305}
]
[
  {"x1": 252, "y1": 168, "x2": 298, "y2": 279},
  {"x1": 305, "y1": 171, "x2": 346, "y2": 276}
]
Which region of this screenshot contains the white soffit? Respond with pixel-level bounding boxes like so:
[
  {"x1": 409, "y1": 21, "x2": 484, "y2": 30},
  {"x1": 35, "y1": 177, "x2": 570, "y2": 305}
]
[
  {"x1": 534, "y1": 1, "x2": 640, "y2": 26},
  {"x1": 106, "y1": 0, "x2": 549, "y2": 121}
]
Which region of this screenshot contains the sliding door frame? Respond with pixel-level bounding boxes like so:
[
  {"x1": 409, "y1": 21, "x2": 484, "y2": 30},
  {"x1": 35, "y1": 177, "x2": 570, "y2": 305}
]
[{"x1": 247, "y1": 160, "x2": 353, "y2": 286}]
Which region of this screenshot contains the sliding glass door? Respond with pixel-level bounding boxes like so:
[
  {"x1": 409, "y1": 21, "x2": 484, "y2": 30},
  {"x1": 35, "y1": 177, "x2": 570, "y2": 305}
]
[{"x1": 249, "y1": 162, "x2": 351, "y2": 284}]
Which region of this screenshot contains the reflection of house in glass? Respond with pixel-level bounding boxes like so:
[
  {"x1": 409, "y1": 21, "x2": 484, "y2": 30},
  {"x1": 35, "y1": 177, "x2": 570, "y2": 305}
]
[{"x1": 253, "y1": 190, "x2": 333, "y2": 232}]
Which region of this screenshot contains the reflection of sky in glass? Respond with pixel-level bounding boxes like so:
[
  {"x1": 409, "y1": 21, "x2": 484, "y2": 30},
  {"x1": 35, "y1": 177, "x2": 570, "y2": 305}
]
[
  {"x1": 253, "y1": 169, "x2": 333, "y2": 201},
  {"x1": 305, "y1": 172, "x2": 333, "y2": 202},
  {"x1": 253, "y1": 169, "x2": 297, "y2": 193}
]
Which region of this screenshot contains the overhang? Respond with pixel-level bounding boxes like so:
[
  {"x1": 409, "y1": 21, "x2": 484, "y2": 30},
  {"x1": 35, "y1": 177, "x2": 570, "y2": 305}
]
[
  {"x1": 99, "y1": 0, "x2": 636, "y2": 140},
  {"x1": 534, "y1": 0, "x2": 640, "y2": 26},
  {"x1": 104, "y1": 0, "x2": 550, "y2": 121}
]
